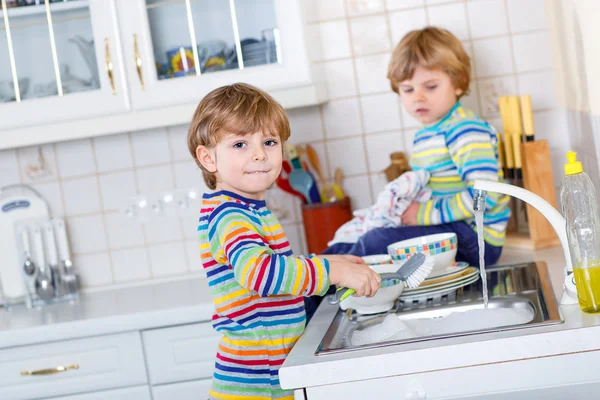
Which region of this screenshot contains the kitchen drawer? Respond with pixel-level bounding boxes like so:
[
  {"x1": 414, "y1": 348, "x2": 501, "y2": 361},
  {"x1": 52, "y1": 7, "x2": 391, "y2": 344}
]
[
  {"x1": 0, "y1": 332, "x2": 147, "y2": 400},
  {"x1": 142, "y1": 322, "x2": 221, "y2": 385},
  {"x1": 152, "y1": 379, "x2": 212, "y2": 400},
  {"x1": 47, "y1": 385, "x2": 151, "y2": 400}
]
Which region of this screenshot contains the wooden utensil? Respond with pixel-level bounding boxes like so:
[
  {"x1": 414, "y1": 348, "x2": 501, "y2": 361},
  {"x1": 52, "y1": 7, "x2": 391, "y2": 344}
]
[
  {"x1": 306, "y1": 145, "x2": 326, "y2": 184},
  {"x1": 508, "y1": 96, "x2": 523, "y2": 181},
  {"x1": 520, "y1": 94, "x2": 535, "y2": 142}
]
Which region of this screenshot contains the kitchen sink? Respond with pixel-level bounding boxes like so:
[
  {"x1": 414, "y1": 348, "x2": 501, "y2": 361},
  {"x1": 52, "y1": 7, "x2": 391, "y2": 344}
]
[{"x1": 316, "y1": 261, "x2": 563, "y2": 355}]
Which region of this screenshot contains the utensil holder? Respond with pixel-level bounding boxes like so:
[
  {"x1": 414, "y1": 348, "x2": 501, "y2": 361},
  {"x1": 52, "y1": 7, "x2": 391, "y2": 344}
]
[{"x1": 301, "y1": 197, "x2": 353, "y2": 254}]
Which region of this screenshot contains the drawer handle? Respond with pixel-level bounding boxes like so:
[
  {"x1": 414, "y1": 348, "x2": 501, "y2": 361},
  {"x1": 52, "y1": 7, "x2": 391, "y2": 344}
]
[
  {"x1": 105, "y1": 38, "x2": 116, "y2": 95},
  {"x1": 133, "y1": 34, "x2": 145, "y2": 91},
  {"x1": 21, "y1": 363, "x2": 79, "y2": 376}
]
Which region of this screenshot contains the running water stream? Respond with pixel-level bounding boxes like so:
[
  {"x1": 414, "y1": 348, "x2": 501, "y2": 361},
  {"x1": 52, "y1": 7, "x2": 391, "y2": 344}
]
[{"x1": 475, "y1": 210, "x2": 488, "y2": 308}]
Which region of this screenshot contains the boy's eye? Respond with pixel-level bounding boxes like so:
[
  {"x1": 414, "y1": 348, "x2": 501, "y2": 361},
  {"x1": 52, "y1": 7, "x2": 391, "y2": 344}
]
[
  {"x1": 264, "y1": 139, "x2": 278, "y2": 146},
  {"x1": 233, "y1": 142, "x2": 246, "y2": 148},
  {"x1": 427, "y1": 85, "x2": 438, "y2": 90},
  {"x1": 402, "y1": 88, "x2": 414, "y2": 93}
]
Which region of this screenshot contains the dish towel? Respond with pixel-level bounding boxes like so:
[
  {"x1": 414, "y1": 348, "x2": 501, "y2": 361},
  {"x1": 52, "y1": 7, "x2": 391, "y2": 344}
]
[{"x1": 328, "y1": 169, "x2": 432, "y2": 246}]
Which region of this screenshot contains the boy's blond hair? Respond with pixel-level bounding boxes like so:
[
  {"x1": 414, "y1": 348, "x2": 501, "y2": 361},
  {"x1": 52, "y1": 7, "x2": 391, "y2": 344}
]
[
  {"x1": 387, "y1": 27, "x2": 471, "y2": 96},
  {"x1": 187, "y1": 83, "x2": 291, "y2": 190}
]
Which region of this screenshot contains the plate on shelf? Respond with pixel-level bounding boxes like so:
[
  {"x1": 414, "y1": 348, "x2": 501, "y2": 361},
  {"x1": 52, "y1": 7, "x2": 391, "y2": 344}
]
[{"x1": 426, "y1": 261, "x2": 469, "y2": 279}]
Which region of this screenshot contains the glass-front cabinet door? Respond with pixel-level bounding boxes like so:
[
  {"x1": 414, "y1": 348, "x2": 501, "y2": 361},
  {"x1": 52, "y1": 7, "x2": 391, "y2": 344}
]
[
  {"x1": 0, "y1": 0, "x2": 128, "y2": 131},
  {"x1": 118, "y1": 0, "x2": 311, "y2": 110}
]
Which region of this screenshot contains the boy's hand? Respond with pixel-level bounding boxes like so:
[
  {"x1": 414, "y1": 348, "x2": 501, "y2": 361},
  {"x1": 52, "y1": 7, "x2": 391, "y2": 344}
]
[
  {"x1": 401, "y1": 202, "x2": 420, "y2": 226},
  {"x1": 320, "y1": 254, "x2": 365, "y2": 265},
  {"x1": 327, "y1": 261, "x2": 381, "y2": 298}
]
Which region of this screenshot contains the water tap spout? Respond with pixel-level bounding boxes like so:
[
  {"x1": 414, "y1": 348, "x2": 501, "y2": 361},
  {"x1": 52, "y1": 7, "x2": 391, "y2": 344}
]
[
  {"x1": 472, "y1": 180, "x2": 577, "y2": 305},
  {"x1": 473, "y1": 189, "x2": 487, "y2": 212}
]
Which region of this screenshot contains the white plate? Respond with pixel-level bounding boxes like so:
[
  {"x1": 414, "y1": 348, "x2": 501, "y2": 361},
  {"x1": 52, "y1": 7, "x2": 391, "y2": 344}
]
[
  {"x1": 427, "y1": 261, "x2": 469, "y2": 279},
  {"x1": 404, "y1": 267, "x2": 479, "y2": 294},
  {"x1": 399, "y1": 274, "x2": 480, "y2": 301}
]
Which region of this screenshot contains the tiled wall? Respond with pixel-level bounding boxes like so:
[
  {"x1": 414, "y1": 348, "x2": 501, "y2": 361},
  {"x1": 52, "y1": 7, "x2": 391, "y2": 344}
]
[{"x1": 0, "y1": 0, "x2": 566, "y2": 291}]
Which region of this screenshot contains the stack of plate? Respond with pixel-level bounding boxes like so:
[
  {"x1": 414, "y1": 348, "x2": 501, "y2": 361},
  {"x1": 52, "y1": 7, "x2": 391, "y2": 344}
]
[
  {"x1": 398, "y1": 261, "x2": 480, "y2": 303},
  {"x1": 241, "y1": 40, "x2": 278, "y2": 67}
]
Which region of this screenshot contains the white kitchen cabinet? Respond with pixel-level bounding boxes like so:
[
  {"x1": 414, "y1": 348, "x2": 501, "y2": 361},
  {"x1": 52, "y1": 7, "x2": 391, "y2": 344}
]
[
  {"x1": 142, "y1": 321, "x2": 221, "y2": 385},
  {"x1": 0, "y1": 331, "x2": 147, "y2": 400},
  {"x1": 0, "y1": 0, "x2": 129, "y2": 131},
  {"x1": 304, "y1": 350, "x2": 600, "y2": 400},
  {"x1": 151, "y1": 379, "x2": 212, "y2": 400},
  {"x1": 116, "y1": 0, "x2": 321, "y2": 111},
  {"x1": 46, "y1": 385, "x2": 152, "y2": 400}
]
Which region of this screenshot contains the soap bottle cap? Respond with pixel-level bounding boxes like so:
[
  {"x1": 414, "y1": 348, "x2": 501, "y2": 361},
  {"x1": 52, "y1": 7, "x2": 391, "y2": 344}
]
[{"x1": 564, "y1": 151, "x2": 583, "y2": 176}]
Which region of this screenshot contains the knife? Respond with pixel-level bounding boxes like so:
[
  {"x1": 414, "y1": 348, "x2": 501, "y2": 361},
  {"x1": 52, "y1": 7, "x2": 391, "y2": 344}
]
[
  {"x1": 508, "y1": 96, "x2": 523, "y2": 181},
  {"x1": 520, "y1": 94, "x2": 535, "y2": 142},
  {"x1": 498, "y1": 97, "x2": 515, "y2": 181}
]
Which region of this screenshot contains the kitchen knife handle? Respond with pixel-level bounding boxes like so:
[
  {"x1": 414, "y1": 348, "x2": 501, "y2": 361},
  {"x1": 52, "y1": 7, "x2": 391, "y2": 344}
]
[
  {"x1": 496, "y1": 132, "x2": 506, "y2": 169},
  {"x1": 508, "y1": 96, "x2": 523, "y2": 136},
  {"x1": 520, "y1": 94, "x2": 535, "y2": 141},
  {"x1": 498, "y1": 96, "x2": 512, "y2": 135}
]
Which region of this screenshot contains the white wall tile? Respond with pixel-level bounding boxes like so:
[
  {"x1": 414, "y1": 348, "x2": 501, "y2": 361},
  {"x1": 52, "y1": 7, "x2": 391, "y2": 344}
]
[
  {"x1": 472, "y1": 37, "x2": 514, "y2": 77},
  {"x1": 173, "y1": 160, "x2": 206, "y2": 191},
  {"x1": 518, "y1": 71, "x2": 558, "y2": 110},
  {"x1": 355, "y1": 53, "x2": 392, "y2": 94},
  {"x1": 144, "y1": 218, "x2": 183, "y2": 244},
  {"x1": 148, "y1": 242, "x2": 188, "y2": 277},
  {"x1": 288, "y1": 106, "x2": 325, "y2": 142},
  {"x1": 533, "y1": 110, "x2": 570, "y2": 150},
  {"x1": 467, "y1": 0, "x2": 508, "y2": 39},
  {"x1": 317, "y1": 21, "x2": 352, "y2": 61},
  {"x1": 181, "y1": 215, "x2": 199, "y2": 241},
  {"x1": 305, "y1": 24, "x2": 323, "y2": 62},
  {"x1": 136, "y1": 165, "x2": 175, "y2": 194},
  {"x1": 62, "y1": 177, "x2": 101, "y2": 216},
  {"x1": 185, "y1": 239, "x2": 205, "y2": 274},
  {"x1": 18, "y1": 144, "x2": 58, "y2": 184},
  {"x1": 512, "y1": 32, "x2": 552, "y2": 73},
  {"x1": 131, "y1": 127, "x2": 172, "y2": 167},
  {"x1": 506, "y1": 0, "x2": 547, "y2": 33},
  {"x1": 461, "y1": 81, "x2": 481, "y2": 115},
  {"x1": 346, "y1": 0, "x2": 385, "y2": 16},
  {"x1": 74, "y1": 253, "x2": 113, "y2": 288},
  {"x1": 168, "y1": 124, "x2": 191, "y2": 162},
  {"x1": 66, "y1": 215, "x2": 108, "y2": 254},
  {"x1": 0, "y1": 149, "x2": 21, "y2": 187},
  {"x1": 361, "y1": 93, "x2": 402, "y2": 133},
  {"x1": 350, "y1": 15, "x2": 391, "y2": 56},
  {"x1": 104, "y1": 212, "x2": 145, "y2": 249},
  {"x1": 326, "y1": 137, "x2": 368, "y2": 176},
  {"x1": 343, "y1": 175, "x2": 373, "y2": 210},
  {"x1": 369, "y1": 172, "x2": 389, "y2": 201},
  {"x1": 366, "y1": 131, "x2": 405, "y2": 173},
  {"x1": 55, "y1": 139, "x2": 96, "y2": 179},
  {"x1": 477, "y1": 76, "x2": 518, "y2": 118},
  {"x1": 428, "y1": 3, "x2": 470, "y2": 41},
  {"x1": 31, "y1": 181, "x2": 65, "y2": 217},
  {"x1": 486, "y1": 116, "x2": 503, "y2": 135},
  {"x1": 386, "y1": 0, "x2": 424, "y2": 10},
  {"x1": 388, "y1": 8, "x2": 427, "y2": 47},
  {"x1": 93, "y1": 134, "x2": 133, "y2": 173},
  {"x1": 111, "y1": 248, "x2": 151, "y2": 283},
  {"x1": 98, "y1": 171, "x2": 137, "y2": 211},
  {"x1": 322, "y1": 98, "x2": 363, "y2": 139},
  {"x1": 426, "y1": 0, "x2": 456, "y2": 4},
  {"x1": 305, "y1": 0, "x2": 346, "y2": 22}
]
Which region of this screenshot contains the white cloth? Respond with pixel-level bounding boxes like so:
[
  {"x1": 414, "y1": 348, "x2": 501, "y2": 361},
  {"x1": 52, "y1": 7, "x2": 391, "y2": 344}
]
[{"x1": 328, "y1": 170, "x2": 432, "y2": 245}]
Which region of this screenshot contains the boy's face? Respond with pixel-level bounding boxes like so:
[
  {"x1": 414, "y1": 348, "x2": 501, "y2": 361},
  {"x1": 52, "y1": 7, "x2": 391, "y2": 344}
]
[
  {"x1": 197, "y1": 131, "x2": 282, "y2": 200},
  {"x1": 397, "y1": 66, "x2": 463, "y2": 126}
]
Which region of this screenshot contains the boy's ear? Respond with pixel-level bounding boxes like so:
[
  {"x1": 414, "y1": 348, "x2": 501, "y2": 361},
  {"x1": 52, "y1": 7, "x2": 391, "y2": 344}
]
[
  {"x1": 196, "y1": 145, "x2": 217, "y2": 173},
  {"x1": 455, "y1": 87, "x2": 464, "y2": 97}
]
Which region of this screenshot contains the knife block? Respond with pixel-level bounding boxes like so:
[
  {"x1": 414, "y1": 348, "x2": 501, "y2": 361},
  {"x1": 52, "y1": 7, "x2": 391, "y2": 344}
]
[
  {"x1": 301, "y1": 197, "x2": 353, "y2": 254},
  {"x1": 505, "y1": 139, "x2": 561, "y2": 249}
]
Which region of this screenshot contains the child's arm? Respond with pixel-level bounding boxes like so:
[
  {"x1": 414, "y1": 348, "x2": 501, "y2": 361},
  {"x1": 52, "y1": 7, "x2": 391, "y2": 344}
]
[
  {"x1": 207, "y1": 203, "x2": 330, "y2": 297},
  {"x1": 416, "y1": 122, "x2": 505, "y2": 225}
]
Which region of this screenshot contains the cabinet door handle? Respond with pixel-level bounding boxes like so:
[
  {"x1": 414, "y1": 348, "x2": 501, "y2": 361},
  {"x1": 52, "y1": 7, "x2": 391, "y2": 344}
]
[
  {"x1": 105, "y1": 38, "x2": 116, "y2": 95},
  {"x1": 21, "y1": 363, "x2": 79, "y2": 376},
  {"x1": 134, "y1": 34, "x2": 145, "y2": 91}
]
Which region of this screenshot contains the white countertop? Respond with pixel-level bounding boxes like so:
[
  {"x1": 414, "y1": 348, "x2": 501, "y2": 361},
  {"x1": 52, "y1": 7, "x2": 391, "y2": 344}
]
[
  {"x1": 0, "y1": 277, "x2": 215, "y2": 349},
  {"x1": 279, "y1": 247, "x2": 600, "y2": 390}
]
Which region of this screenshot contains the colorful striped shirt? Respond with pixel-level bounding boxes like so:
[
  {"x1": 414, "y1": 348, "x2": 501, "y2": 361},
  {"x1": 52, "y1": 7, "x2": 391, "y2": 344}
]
[
  {"x1": 198, "y1": 190, "x2": 330, "y2": 400},
  {"x1": 410, "y1": 102, "x2": 511, "y2": 246}
]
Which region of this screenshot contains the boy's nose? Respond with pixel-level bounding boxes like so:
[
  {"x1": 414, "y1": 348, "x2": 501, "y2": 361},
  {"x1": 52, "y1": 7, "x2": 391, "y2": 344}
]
[
  {"x1": 414, "y1": 90, "x2": 426, "y2": 103},
  {"x1": 253, "y1": 148, "x2": 267, "y2": 161}
]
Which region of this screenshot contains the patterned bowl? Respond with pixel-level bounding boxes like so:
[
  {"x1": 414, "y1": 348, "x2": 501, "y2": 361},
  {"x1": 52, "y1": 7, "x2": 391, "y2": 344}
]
[{"x1": 387, "y1": 233, "x2": 457, "y2": 272}]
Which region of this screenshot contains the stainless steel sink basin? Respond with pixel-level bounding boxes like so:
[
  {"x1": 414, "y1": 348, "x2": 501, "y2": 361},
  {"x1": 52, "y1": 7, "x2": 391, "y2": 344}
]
[{"x1": 316, "y1": 261, "x2": 563, "y2": 355}]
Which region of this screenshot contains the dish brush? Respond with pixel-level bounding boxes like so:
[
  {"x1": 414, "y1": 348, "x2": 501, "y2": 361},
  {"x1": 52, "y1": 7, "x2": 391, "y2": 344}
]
[{"x1": 335, "y1": 252, "x2": 434, "y2": 302}]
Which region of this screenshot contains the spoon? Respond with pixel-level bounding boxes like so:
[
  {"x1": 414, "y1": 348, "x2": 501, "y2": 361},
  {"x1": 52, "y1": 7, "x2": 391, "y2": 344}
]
[
  {"x1": 21, "y1": 229, "x2": 36, "y2": 276},
  {"x1": 32, "y1": 226, "x2": 54, "y2": 301}
]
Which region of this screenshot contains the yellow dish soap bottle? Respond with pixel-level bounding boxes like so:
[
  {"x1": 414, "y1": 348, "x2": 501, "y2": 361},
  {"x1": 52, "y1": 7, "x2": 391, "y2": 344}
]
[{"x1": 560, "y1": 151, "x2": 600, "y2": 313}]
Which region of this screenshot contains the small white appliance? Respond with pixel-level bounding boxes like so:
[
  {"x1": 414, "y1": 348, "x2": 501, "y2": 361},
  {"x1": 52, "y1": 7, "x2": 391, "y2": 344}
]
[{"x1": 0, "y1": 184, "x2": 50, "y2": 303}]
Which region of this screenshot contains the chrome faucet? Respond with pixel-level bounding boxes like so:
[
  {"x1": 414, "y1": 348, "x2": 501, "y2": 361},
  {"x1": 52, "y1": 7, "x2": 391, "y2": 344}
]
[{"x1": 472, "y1": 180, "x2": 578, "y2": 305}]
